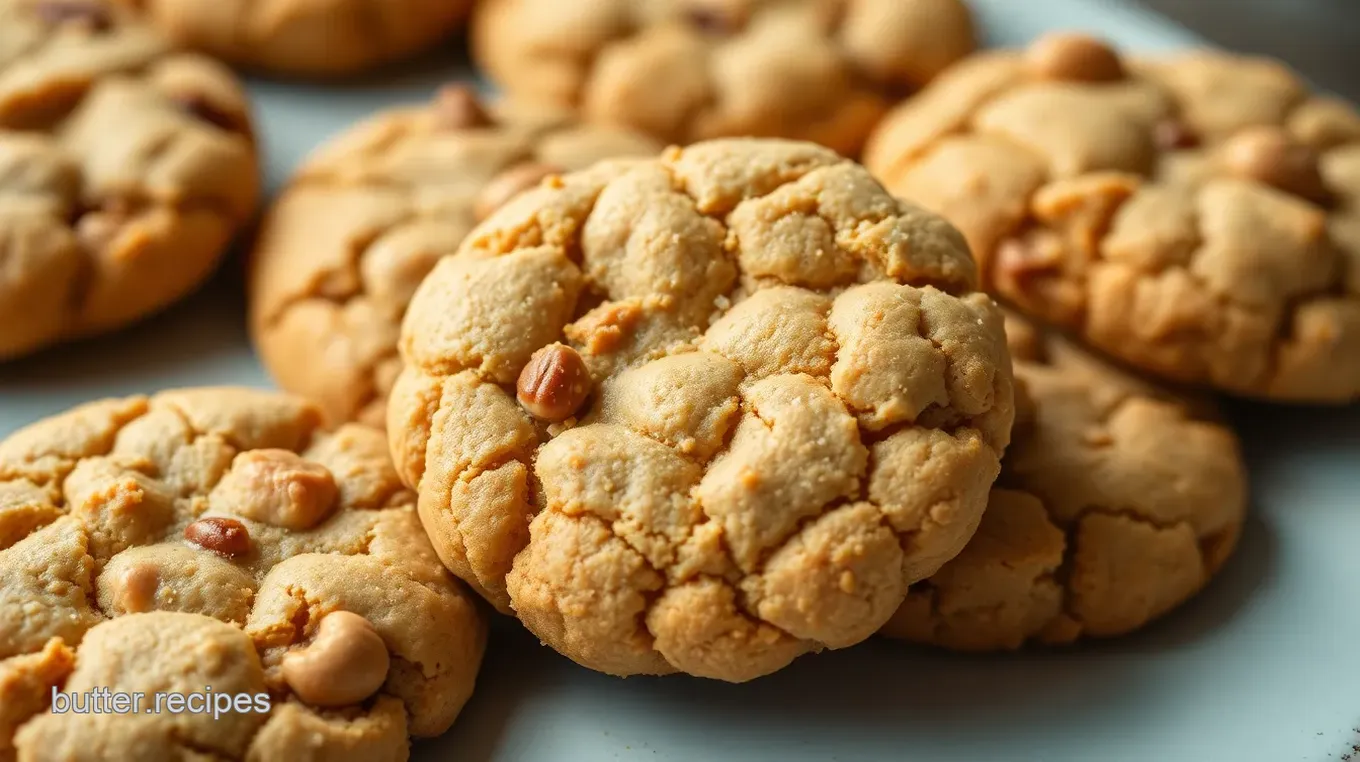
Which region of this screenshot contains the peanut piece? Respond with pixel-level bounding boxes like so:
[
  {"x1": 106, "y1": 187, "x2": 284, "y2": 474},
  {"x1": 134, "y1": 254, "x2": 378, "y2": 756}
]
[
  {"x1": 34, "y1": 0, "x2": 111, "y2": 30},
  {"x1": 75, "y1": 201, "x2": 134, "y2": 254},
  {"x1": 1027, "y1": 33, "x2": 1124, "y2": 83},
  {"x1": 994, "y1": 237, "x2": 1063, "y2": 279},
  {"x1": 282, "y1": 611, "x2": 390, "y2": 707},
  {"x1": 210, "y1": 449, "x2": 338, "y2": 530},
  {"x1": 684, "y1": 3, "x2": 747, "y2": 35},
  {"x1": 170, "y1": 92, "x2": 245, "y2": 133},
  {"x1": 435, "y1": 84, "x2": 494, "y2": 130},
  {"x1": 114, "y1": 562, "x2": 159, "y2": 613},
  {"x1": 184, "y1": 517, "x2": 251, "y2": 558},
  {"x1": 1152, "y1": 119, "x2": 1199, "y2": 150},
  {"x1": 517, "y1": 343, "x2": 592, "y2": 422},
  {"x1": 1220, "y1": 126, "x2": 1331, "y2": 204},
  {"x1": 474, "y1": 161, "x2": 563, "y2": 221}
]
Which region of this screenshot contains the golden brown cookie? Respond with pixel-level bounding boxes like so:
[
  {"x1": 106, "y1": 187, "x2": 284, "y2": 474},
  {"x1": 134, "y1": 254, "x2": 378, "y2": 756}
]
[
  {"x1": 248, "y1": 87, "x2": 662, "y2": 429},
  {"x1": 471, "y1": 0, "x2": 976, "y2": 156},
  {"x1": 111, "y1": 0, "x2": 473, "y2": 77},
  {"x1": 390, "y1": 138, "x2": 1015, "y2": 682},
  {"x1": 864, "y1": 32, "x2": 1360, "y2": 403},
  {"x1": 0, "y1": 388, "x2": 486, "y2": 759},
  {"x1": 0, "y1": 0, "x2": 260, "y2": 362},
  {"x1": 881, "y1": 315, "x2": 1248, "y2": 650}
]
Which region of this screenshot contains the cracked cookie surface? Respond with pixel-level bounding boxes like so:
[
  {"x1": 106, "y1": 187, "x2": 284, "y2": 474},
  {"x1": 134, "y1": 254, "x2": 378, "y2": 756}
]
[
  {"x1": 390, "y1": 138, "x2": 1014, "y2": 682},
  {"x1": 112, "y1": 0, "x2": 473, "y2": 77},
  {"x1": 249, "y1": 87, "x2": 661, "y2": 429},
  {"x1": 864, "y1": 32, "x2": 1360, "y2": 402},
  {"x1": 0, "y1": 0, "x2": 259, "y2": 361},
  {"x1": 0, "y1": 388, "x2": 486, "y2": 761},
  {"x1": 881, "y1": 314, "x2": 1247, "y2": 650},
  {"x1": 471, "y1": 0, "x2": 975, "y2": 156}
]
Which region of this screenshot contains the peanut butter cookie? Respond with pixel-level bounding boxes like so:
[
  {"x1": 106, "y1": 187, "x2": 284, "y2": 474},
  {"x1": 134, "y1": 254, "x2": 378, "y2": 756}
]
[
  {"x1": 882, "y1": 315, "x2": 1247, "y2": 650},
  {"x1": 0, "y1": 388, "x2": 486, "y2": 760},
  {"x1": 249, "y1": 87, "x2": 661, "y2": 428},
  {"x1": 390, "y1": 138, "x2": 1015, "y2": 682},
  {"x1": 0, "y1": 0, "x2": 260, "y2": 362},
  {"x1": 111, "y1": 0, "x2": 473, "y2": 77},
  {"x1": 864, "y1": 33, "x2": 1360, "y2": 402},
  {"x1": 472, "y1": 0, "x2": 976, "y2": 156}
]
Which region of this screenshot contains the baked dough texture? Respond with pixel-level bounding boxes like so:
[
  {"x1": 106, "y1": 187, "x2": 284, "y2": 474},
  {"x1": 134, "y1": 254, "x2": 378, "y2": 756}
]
[
  {"x1": 882, "y1": 315, "x2": 1248, "y2": 650},
  {"x1": 471, "y1": 0, "x2": 976, "y2": 156},
  {"x1": 390, "y1": 138, "x2": 1015, "y2": 682},
  {"x1": 249, "y1": 88, "x2": 661, "y2": 428},
  {"x1": 0, "y1": 0, "x2": 260, "y2": 361},
  {"x1": 112, "y1": 0, "x2": 474, "y2": 77},
  {"x1": 864, "y1": 33, "x2": 1360, "y2": 402},
  {"x1": 0, "y1": 388, "x2": 486, "y2": 761}
]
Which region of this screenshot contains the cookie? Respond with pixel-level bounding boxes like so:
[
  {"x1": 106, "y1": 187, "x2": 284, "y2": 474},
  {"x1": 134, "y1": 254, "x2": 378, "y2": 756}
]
[
  {"x1": 471, "y1": 0, "x2": 975, "y2": 156},
  {"x1": 249, "y1": 86, "x2": 662, "y2": 428},
  {"x1": 0, "y1": 388, "x2": 486, "y2": 759},
  {"x1": 864, "y1": 32, "x2": 1360, "y2": 402},
  {"x1": 881, "y1": 315, "x2": 1247, "y2": 650},
  {"x1": 111, "y1": 0, "x2": 473, "y2": 77},
  {"x1": 389, "y1": 138, "x2": 1015, "y2": 682},
  {"x1": 0, "y1": 0, "x2": 260, "y2": 361}
]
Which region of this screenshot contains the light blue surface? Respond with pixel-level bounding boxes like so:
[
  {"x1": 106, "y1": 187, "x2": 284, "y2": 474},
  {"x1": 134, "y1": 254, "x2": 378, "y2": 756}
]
[{"x1": 1, "y1": 1, "x2": 1357, "y2": 760}]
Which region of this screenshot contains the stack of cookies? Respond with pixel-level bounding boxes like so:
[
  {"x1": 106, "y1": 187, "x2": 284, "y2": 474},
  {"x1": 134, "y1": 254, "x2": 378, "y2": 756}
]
[{"x1": 1, "y1": 0, "x2": 1354, "y2": 759}]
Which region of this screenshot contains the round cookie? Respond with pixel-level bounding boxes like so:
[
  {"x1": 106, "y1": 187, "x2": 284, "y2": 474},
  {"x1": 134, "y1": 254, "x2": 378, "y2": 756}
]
[
  {"x1": 881, "y1": 315, "x2": 1248, "y2": 650},
  {"x1": 0, "y1": 0, "x2": 259, "y2": 362},
  {"x1": 389, "y1": 138, "x2": 1015, "y2": 682},
  {"x1": 0, "y1": 388, "x2": 486, "y2": 759},
  {"x1": 111, "y1": 0, "x2": 473, "y2": 77},
  {"x1": 471, "y1": 0, "x2": 976, "y2": 156},
  {"x1": 249, "y1": 86, "x2": 662, "y2": 428},
  {"x1": 864, "y1": 32, "x2": 1360, "y2": 403}
]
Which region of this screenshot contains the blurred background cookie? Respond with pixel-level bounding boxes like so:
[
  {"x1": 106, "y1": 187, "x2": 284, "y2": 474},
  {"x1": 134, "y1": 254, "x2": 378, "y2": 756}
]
[
  {"x1": 111, "y1": 0, "x2": 474, "y2": 77},
  {"x1": 864, "y1": 32, "x2": 1360, "y2": 403},
  {"x1": 882, "y1": 314, "x2": 1247, "y2": 650},
  {"x1": 0, "y1": 0, "x2": 259, "y2": 361},
  {"x1": 248, "y1": 86, "x2": 661, "y2": 428},
  {"x1": 472, "y1": 0, "x2": 976, "y2": 156},
  {"x1": 0, "y1": 388, "x2": 486, "y2": 758},
  {"x1": 389, "y1": 138, "x2": 1014, "y2": 682}
]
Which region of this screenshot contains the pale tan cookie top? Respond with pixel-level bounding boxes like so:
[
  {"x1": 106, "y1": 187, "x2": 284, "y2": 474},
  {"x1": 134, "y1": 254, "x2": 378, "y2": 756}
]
[
  {"x1": 472, "y1": 0, "x2": 975, "y2": 156},
  {"x1": 249, "y1": 87, "x2": 662, "y2": 429},
  {"x1": 864, "y1": 33, "x2": 1360, "y2": 402},
  {"x1": 0, "y1": 0, "x2": 260, "y2": 361},
  {"x1": 112, "y1": 0, "x2": 474, "y2": 77},
  {"x1": 391, "y1": 138, "x2": 1014, "y2": 682},
  {"x1": 882, "y1": 314, "x2": 1247, "y2": 650},
  {"x1": 0, "y1": 388, "x2": 486, "y2": 760}
]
